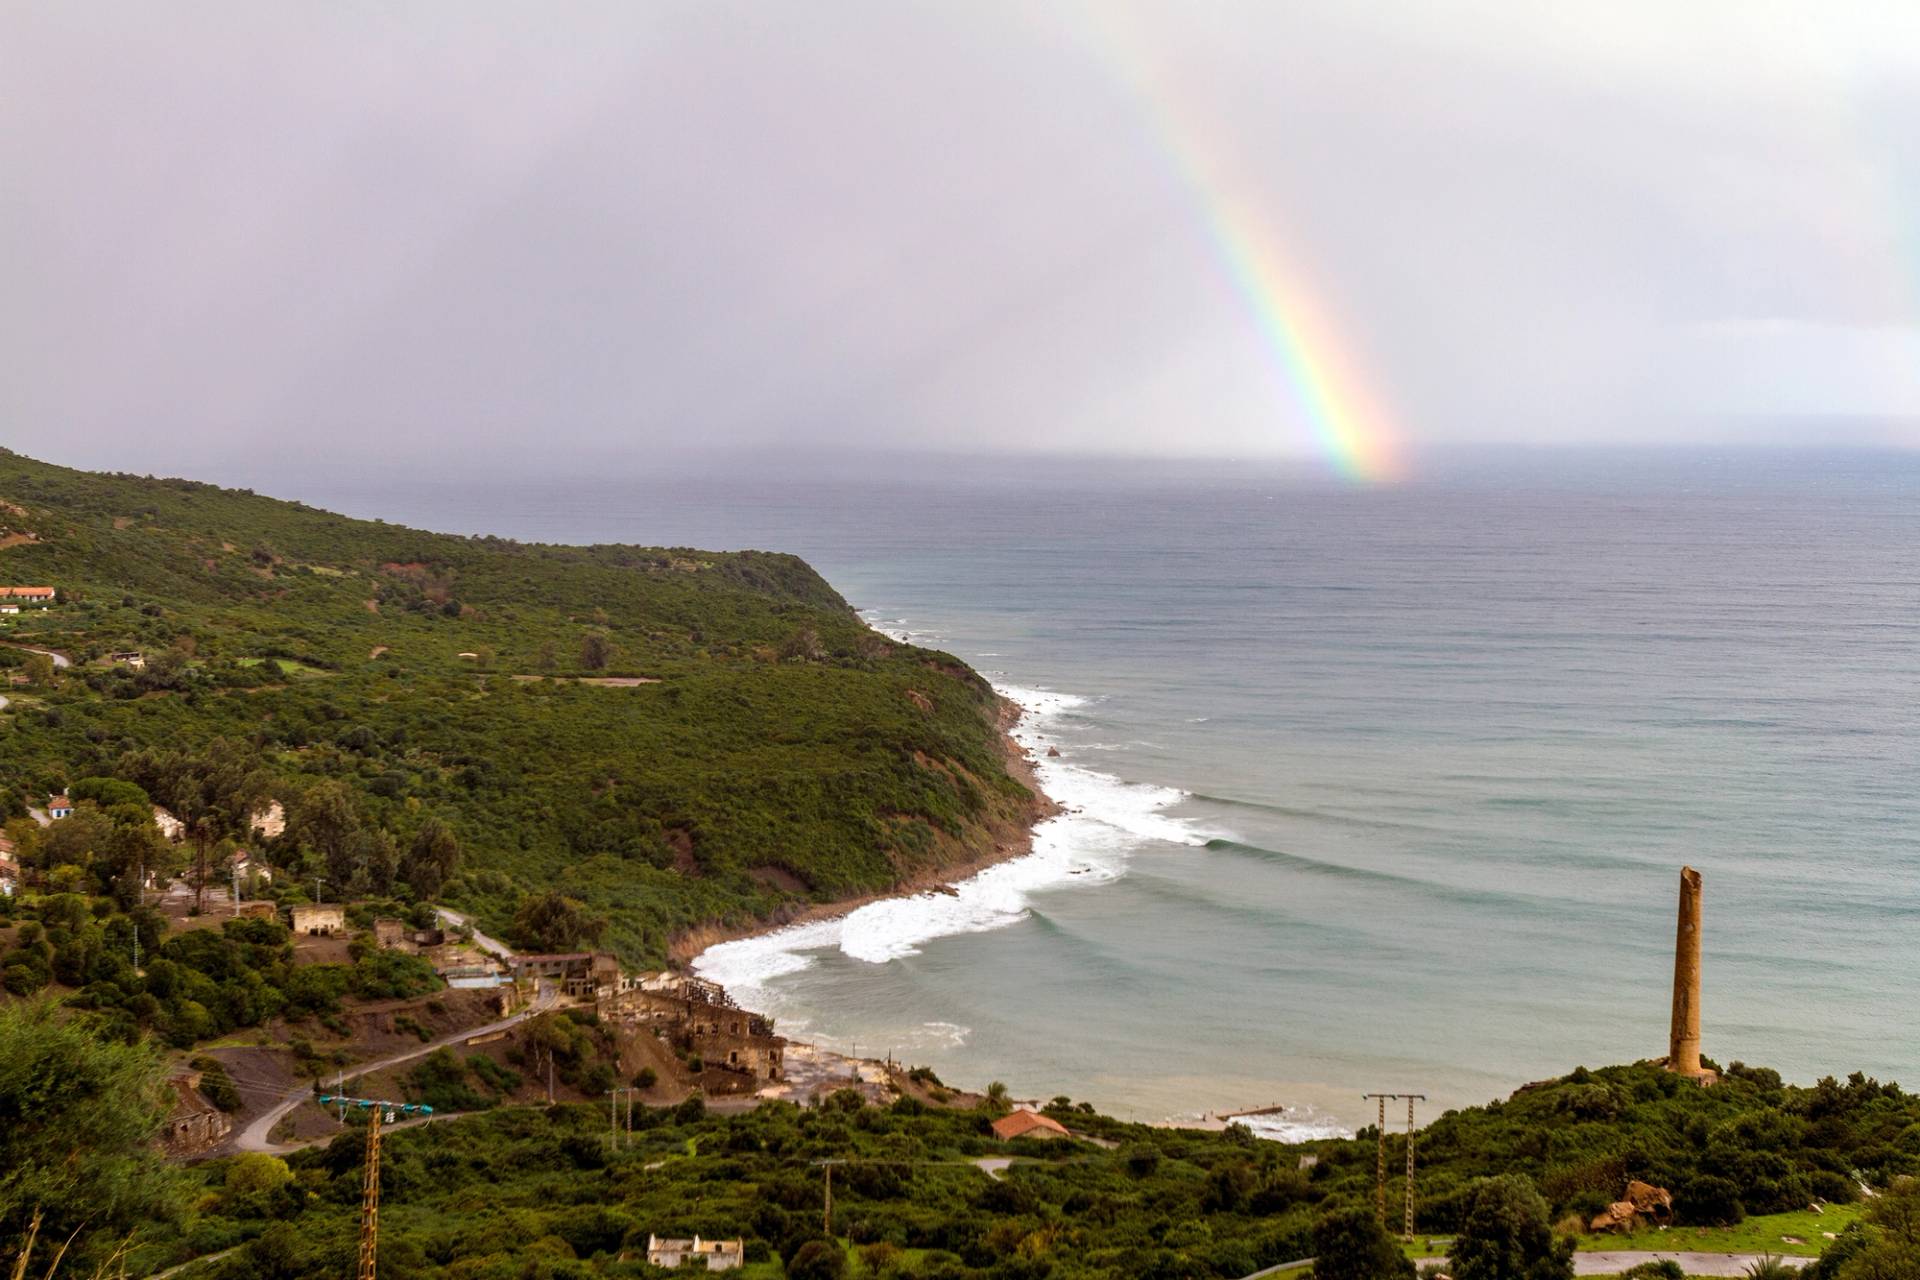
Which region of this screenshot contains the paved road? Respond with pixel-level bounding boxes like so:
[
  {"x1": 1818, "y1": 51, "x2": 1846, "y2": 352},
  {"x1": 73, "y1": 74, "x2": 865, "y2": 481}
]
[
  {"x1": 1236, "y1": 1252, "x2": 1812, "y2": 1280},
  {"x1": 150, "y1": 1245, "x2": 241, "y2": 1279},
  {"x1": 230, "y1": 984, "x2": 556, "y2": 1153},
  {"x1": 1573, "y1": 1251, "x2": 1811, "y2": 1276},
  {"x1": 4, "y1": 643, "x2": 71, "y2": 669},
  {"x1": 434, "y1": 906, "x2": 513, "y2": 959}
]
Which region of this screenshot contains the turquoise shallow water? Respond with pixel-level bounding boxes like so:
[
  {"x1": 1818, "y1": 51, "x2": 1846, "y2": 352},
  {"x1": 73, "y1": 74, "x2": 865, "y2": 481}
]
[{"x1": 268, "y1": 450, "x2": 1920, "y2": 1132}]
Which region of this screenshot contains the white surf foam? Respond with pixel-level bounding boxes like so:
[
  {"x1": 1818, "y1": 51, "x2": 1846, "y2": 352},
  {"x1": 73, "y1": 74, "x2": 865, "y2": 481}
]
[{"x1": 694, "y1": 681, "x2": 1208, "y2": 1009}]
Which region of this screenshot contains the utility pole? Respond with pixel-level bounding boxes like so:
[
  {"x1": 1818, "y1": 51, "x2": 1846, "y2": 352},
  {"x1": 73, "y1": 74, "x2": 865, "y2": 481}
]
[
  {"x1": 1362, "y1": 1093, "x2": 1426, "y2": 1238},
  {"x1": 811, "y1": 1160, "x2": 843, "y2": 1235},
  {"x1": 609, "y1": 1089, "x2": 619, "y2": 1148},
  {"x1": 231, "y1": 857, "x2": 241, "y2": 912},
  {"x1": 625, "y1": 1087, "x2": 633, "y2": 1145},
  {"x1": 358, "y1": 1104, "x2": 382, "y2": 1280},
  {"x1": 313, "y1": 1095, "x2": 435, "y2": 1280}
]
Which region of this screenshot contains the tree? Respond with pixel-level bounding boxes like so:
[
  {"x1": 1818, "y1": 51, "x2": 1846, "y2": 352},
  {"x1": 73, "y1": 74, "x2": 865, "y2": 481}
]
[
  {"x1": 1311, "y1": 1207, "x2": 1415, "y2": 1280},
  {"x1": 225, "y1": 1152, "x2": 293, "y2": 1196},
  {"x1": 1831, "y1": 1175, "x2": 1920, "y2": 1280},
  {"x1": 127, "y1": 740, "x2": 267, "y2": 913},
  {"x1": 401, "y1": 818, "x2": 461, "y2": 900},
  {"x1": 22, "y1": 651, "x2": 55, "y2": 686},
  {"x1": 983, "y1": 1080, "x2": 1011, "y2": 1115},
  {"x1": 0, "y1": 998, "x2": 186, "y2": 1264},
  {"x1": 287, "y1": 779, "x2": 395, "y2": 896},
  {"x1": 579, "y1": 631, "x2": 612, "y2": 671},
  {"x1": 788, "y1": 1239, "x2": 847, "y2": 1280},
  {"x1": 1451, "y1": 1175, "x2": 1575, "y2": 1280},
  {"x1": 509, "y1": 891, "x2": 607, "y2": 953}
]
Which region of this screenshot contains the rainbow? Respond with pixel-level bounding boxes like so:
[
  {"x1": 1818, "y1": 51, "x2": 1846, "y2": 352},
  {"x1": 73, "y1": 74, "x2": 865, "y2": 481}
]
[{"x1": 1069, "y1": 8, "x2": 1407, "y2": 482}]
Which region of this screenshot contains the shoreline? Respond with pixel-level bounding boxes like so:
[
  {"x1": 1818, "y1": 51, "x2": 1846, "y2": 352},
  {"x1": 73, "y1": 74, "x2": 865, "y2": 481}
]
[{"x1": 665, "y1": 691, "x2": 1061, "y2": 968}]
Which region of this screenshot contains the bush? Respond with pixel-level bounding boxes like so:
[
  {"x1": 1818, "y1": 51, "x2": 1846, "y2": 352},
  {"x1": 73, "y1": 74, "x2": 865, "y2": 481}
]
[
  {"x1": 1620, "y1": 1263, "x2": 1685, "y2": 1280},
  {"x1": 1678, "y1": 1173, "x2": 1745, "y2": 1226},
  {"x1": 787, "y1": 1239, "x2": 846, "y2": 1280},
  {"x1": 1452, "y1": 1175, "x2": 1574, "y2": 1280},
  {"x1": 1311, "y1": 1207, "x2": 1413, "y2": 1280}
]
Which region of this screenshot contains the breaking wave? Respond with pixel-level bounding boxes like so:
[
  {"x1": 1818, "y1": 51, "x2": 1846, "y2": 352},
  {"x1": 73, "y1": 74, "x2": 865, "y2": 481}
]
[{"x1": 693, "y1": 681, "x2": 1207, "y2": 1009}]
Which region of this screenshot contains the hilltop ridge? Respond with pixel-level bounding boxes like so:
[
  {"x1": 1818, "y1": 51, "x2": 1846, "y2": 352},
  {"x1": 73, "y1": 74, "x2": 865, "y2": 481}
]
[{"x1": 0, "y1": 449, "x2": 1045, "y2": 963}]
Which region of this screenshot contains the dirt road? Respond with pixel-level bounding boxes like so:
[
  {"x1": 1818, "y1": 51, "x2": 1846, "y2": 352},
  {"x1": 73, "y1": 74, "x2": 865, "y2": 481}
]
[{"x1": 229, "y1": 984, "x2": 555, "y2": 1153}]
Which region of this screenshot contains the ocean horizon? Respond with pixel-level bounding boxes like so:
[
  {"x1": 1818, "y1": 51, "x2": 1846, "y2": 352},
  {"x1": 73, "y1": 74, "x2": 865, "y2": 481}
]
[{"x1": 241, "y1": 447, "x2": 1920, "y2": 1136}]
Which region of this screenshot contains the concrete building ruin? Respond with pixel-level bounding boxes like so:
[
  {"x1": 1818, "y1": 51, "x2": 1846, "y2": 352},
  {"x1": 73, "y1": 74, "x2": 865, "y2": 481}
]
[
  {"x1": 160, "y1": 1071, "x2": 231, "y2": 1157},
  {"x1": 1666, "y1": 866, "x2": 1715, "y2": 1083},
  {"x1": 599, "y1": 975, "x2": 785, "y2": 1084},
  {"x1": 290, "y1": 903, "x2": 346, "y2": 935},
  {"x1": 510, "y1": 952, "x2": 623, "y2": 999}
]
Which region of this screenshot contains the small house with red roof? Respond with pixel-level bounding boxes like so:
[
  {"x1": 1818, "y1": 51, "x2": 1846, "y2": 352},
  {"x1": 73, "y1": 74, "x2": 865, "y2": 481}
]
[
  {"x1": 47, "y1": 794, "x2": 73, "y2": 820},
  {"x1": 991, "y1": 1109, "x2": 1072, "y2": 1142}
]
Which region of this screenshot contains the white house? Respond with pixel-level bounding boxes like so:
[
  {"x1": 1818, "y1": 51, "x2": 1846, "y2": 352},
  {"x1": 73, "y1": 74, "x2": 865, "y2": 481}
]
[
  {"x1": 153, "y1": 807, "x2": 185, "y2": 842},
  {"x1": 644, "y1": 1236, "x2": 743, "y2": 1272},
  {"x1": 0, "y1": 858, "x2": 18, "y2": 896},
  {"x1": 47, "y1": 794, "x2": 73, "y2": 820}
]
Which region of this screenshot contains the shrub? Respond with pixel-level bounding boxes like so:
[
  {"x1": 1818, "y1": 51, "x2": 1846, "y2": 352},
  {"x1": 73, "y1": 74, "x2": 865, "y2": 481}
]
[
  {"x1": 1311, "y1": 1207, "x2": 1413, "y2": 1280},
  {"x1": 1452, "y1": 1175, "x2": 1575, "y2": 1280}
]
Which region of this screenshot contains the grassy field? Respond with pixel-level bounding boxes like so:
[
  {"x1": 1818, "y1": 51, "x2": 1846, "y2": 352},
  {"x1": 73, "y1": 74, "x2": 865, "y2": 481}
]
[{"x1": 1572, "y1": 1202, "x2": 1864, "y2": 1257}]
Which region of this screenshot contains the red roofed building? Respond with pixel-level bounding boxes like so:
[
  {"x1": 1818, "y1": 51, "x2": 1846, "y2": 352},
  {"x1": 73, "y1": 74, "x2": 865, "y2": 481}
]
[
  {"x1": 0, "y1": 587, "x2": 54, "y2": 602},
  {"x1": 991, "y1": 1109, "x2": 1072, "y2": 1142}
]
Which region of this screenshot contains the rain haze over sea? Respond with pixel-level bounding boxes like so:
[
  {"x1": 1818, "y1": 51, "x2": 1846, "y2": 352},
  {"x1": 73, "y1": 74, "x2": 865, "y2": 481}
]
[{"x1": 270, "y1": 449, "x2": 1920, "y2": 1136}]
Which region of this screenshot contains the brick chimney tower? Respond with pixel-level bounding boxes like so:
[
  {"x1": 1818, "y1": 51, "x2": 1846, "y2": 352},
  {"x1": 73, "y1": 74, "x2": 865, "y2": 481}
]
[{"x1": 1667, "y1": 866, "x2": 1710, "y2": 1080}]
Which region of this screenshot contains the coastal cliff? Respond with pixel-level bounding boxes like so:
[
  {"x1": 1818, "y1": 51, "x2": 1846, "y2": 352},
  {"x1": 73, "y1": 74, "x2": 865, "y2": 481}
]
[{"x1": 0, "y1": 449, "x2": 1045, "y2": 967}]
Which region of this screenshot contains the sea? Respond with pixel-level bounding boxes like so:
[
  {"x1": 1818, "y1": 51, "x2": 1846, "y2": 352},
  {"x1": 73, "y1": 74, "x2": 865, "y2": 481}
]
[{"x1": 259, "y1": 448, "x2": 1920, "y2": 1138}]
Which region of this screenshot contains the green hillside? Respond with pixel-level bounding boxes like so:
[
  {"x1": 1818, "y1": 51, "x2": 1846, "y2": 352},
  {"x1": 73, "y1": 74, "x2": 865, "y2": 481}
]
[{"x1": 0, "y1": 449, "x2": 1040, "y2": 964}]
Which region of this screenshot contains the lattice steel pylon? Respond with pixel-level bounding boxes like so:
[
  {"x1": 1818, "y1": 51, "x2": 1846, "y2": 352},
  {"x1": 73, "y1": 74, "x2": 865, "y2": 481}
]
[
  {"x1": 357, "y1": 1103, "x2": 382, "y2": 1280},
  {"x1": 317, "y1": 1094, "x2": 433, "y2": 1280},
  {"x1": 1363, "y1": 1092, "x2": 1426, "y2": 1238}
]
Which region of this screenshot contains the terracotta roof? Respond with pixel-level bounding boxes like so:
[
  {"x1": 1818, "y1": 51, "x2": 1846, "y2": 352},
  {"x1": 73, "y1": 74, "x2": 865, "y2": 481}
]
[
  {"x1": 0, "y1": 587, "x2": 54, "y2": 598},
  {"x1": 48, "y1": 795, "x2": 71, "y2": 808},
  {"x1": 991, "y1": 1109, "x2": 1072, "y2": 1141}
]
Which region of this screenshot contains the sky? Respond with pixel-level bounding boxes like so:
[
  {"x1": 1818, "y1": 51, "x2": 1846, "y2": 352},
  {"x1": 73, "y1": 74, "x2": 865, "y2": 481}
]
[{"x1": 7, "y1": 0, "x2": 1920, "y2": 478}]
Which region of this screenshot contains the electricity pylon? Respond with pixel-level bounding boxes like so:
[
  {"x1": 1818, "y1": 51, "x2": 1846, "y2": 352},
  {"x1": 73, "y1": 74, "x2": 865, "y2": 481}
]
[
  {"x1": 317, "y1": 1094, "x2": 435, "y2": 1279},
  {"x1": 1362, "y1": 1092, "x2": 1426, "y2": 1238}
]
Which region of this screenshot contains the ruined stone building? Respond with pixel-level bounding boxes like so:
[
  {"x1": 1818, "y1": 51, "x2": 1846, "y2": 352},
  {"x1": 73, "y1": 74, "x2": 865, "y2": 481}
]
[
  {"x1": 290, "y1": 903, "x2": 346, "y2": 935},
  {"x1": 510, "y1": 951, "x2": 622, "y2": 999},
  {"x1": 599, "y1": 977, "x2": 785, "y2": 1082},
  {"x1": 160, "y1": 1071, "x2": 231, "y2": 1157}
]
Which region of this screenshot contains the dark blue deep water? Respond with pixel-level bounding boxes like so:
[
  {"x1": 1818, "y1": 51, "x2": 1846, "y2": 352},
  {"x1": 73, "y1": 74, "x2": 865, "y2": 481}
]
[{"x1": 266, "y1": 450, "x2": 1920, "y2": 1130}]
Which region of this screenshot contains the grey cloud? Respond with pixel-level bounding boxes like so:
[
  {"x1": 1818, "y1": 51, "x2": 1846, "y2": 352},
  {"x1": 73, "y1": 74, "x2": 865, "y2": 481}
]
[{"x1": 5, "y1": 0, "x2": 1919, "y2": 477}]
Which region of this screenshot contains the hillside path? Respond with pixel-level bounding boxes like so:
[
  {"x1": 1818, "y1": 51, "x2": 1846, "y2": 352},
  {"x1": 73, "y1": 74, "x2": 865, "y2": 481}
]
[
  {"x1": 2, "y1": 643, "x2": 71, "y2": 668},
  {"x1": 229, "y1": 985, "x2": 554, "y2": 1153},
  {"x1": 434, "y1": 906, "x2": 512, "y2": 959}
]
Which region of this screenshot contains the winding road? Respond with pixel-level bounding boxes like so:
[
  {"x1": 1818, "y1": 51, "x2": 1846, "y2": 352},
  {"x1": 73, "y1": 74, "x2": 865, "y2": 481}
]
[
  {"x1": 230, "y1": 983, "x2": 555, "y2": 1153},
  {"x1": 434, "y1": 905, "x2": 513, "y2": 959}
]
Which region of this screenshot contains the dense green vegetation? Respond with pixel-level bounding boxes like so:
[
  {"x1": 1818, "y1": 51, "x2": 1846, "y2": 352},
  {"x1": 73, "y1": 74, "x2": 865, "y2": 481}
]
[
  {"x1": 107, "y1": 1062, "x2": 1920, "y2": 1280},
  {"x1": 0, "y1": 449, "x2": 1036, "y2": 965},
  {"x1": 0, "y1": 893, "x2": 439, "y2": 1046},
  {"x1": 6, "y1": 988, "x2": 1917, "y2": 1279}
]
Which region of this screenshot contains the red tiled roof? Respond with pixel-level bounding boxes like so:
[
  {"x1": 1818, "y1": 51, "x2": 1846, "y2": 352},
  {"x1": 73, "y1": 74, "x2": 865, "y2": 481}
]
[
  {"x1": 991, "y1": 1110, "x2": 1071, "y2": 1141},
  {"x1": 0, "y1": 587, "x2": 54, "y2": 598}
]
